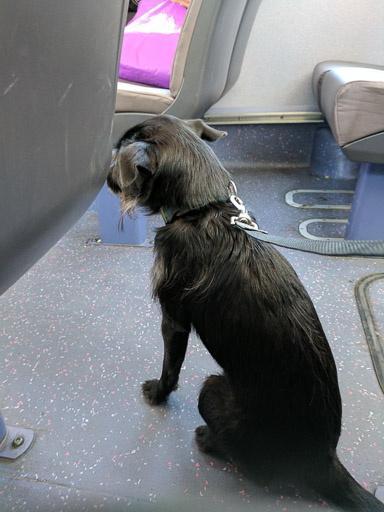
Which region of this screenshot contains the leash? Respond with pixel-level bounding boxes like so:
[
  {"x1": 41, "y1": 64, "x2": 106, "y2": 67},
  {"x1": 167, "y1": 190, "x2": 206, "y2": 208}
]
[
  {"x1": 228, "y1": 182, "x2": 384, "y2": 258},
  {"x1": 234, "y1": 222, "x2": 384, "y2": 257},
  {"x1": 158, "y1": 179, "x2": 384, "y2": 257}
]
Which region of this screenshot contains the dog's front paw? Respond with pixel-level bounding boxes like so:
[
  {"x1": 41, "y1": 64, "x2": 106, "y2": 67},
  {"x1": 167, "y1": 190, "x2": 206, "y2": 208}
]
[{"x1": 142, "y1": 379, "x2": 167, "y2": 405}]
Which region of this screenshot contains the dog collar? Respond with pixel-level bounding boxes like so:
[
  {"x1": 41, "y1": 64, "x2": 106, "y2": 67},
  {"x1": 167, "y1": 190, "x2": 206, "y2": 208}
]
[
  {"x1": 159, "y1": 182, "x2": 237, "y2": 225},
  {"x1": 160, "y1": 203, "x2": 220, "y2": 225},
  {"x1": 160, "y1": 205, "x2": 188, "y2": 224}
]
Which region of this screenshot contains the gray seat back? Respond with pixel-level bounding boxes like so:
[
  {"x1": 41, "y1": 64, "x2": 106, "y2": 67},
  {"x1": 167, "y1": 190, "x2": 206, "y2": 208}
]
[
  {"x1": 0, "y1": 0, "x2": 127, "y2": 295},
  {"x1": 221, "y1": 0, "x2": 262, "y2": 97}
]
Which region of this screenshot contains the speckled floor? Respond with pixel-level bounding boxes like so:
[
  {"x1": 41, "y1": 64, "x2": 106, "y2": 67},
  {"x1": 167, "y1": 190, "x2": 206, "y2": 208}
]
[{"x1": 0, "y1": 125, "x2": 383, "y2": 511}]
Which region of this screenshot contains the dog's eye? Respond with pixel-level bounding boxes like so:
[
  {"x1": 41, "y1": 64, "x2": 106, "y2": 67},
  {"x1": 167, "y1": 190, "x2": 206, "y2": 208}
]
[{"x1": 137, "y1": 165, "x2": 152, "y2": 176}]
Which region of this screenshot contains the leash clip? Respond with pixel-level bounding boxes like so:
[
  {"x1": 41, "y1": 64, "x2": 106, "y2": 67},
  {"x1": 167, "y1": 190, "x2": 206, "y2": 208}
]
[
  {"x1": 230, "y1": 211, "x2": 254, "y2": 226},
  {"x1": 229, "y1": 194, "x2": 246, "y2": 213},
  {"x1": 228, "y1": 181, "x2": 268, "y2": 233}
]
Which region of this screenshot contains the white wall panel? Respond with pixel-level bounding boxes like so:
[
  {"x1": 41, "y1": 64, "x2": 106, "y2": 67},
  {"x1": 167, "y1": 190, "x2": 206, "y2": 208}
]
[{"x1": 207, "y1": 0, "x2": 384, "y2": 116}]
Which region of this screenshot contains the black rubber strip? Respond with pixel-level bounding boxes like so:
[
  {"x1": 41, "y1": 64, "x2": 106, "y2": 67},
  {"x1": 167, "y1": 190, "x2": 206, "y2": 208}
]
[
  {"x1": 235, "y1": 222, "x2": 384, "y2": 257},
  {"x1": 355, "y1": 273, "x2": 384, "y2": 394}
]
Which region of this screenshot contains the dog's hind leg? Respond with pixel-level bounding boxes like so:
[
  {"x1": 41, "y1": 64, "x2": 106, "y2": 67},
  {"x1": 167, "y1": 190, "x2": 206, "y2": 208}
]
[
  {"x1": 196, "y1": 375, "x2": 274, "y2": 485},
  {"x1": 195, "y1": 374, "x2": 242, "y2": 458},
  {"x1": 142, "y1": 312, "x2": 190, "y2": 406}
]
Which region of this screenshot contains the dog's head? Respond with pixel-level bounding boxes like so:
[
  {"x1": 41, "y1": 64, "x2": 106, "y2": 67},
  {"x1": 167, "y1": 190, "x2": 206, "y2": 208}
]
[{"x1": 107, "y1": 115, "x2": 229, "y2": 217}]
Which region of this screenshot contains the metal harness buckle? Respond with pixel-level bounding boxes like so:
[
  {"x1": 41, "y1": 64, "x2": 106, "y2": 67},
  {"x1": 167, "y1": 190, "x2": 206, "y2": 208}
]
[{"x1": 228, "y1": 181, "x2": 268, "y2": 233}]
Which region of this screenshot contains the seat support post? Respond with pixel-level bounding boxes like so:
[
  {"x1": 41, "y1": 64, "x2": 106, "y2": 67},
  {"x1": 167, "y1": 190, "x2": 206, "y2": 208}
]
[
  {"x1": 345, "y1": 163, "x2": 384, "y2": 240},
  {"x1": 0, "y1": 410, "x2": 35, "y2": 461},
  {"x1": 93, "y1": 183, "x2": 151, "y2": 247}
]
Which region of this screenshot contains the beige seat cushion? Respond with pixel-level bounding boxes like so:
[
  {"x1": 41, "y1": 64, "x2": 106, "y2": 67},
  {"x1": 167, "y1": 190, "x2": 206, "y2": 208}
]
[
  {"x1": 115, "y1": 79, "x2": 174, "y2": 113},
  {"x1": 313, "y1": 62, "x2": 384, "y2": 147}
]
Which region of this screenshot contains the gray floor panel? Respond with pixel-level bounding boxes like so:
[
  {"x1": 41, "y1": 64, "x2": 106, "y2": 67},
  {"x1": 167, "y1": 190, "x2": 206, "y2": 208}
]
[{"x1": 1, "y1": 163, "x2": 383, "y2": 511}]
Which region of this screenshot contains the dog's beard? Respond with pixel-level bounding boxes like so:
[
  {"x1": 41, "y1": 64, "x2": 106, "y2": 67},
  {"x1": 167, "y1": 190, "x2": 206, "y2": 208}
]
[
  {"x1": 117, "y1": 197, "x2": 137, "y2": 232},
  {"x1": 121, "y1": 194, "x2": 139, "y2": 216}
]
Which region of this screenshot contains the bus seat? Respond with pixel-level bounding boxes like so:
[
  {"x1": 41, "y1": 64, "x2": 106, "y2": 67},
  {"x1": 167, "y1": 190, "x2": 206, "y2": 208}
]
[
  {"x1": 313, "y1": 61, "x2": 384, "y2": 164},
  {"x1": 0, "y1": 0, "x2": 128, "y2": 296},
  {"x1": 312, "y1": 61, "x2": 384, "y2": 240},
  {"x1": 112, "y1": 0, "x2": 262, "y2": 144}
]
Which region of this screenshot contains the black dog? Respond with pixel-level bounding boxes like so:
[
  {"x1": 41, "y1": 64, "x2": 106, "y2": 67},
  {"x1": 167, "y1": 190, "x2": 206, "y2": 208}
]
[{"x1": 108, "y1": 115, "x2": 383, "y2": 511}]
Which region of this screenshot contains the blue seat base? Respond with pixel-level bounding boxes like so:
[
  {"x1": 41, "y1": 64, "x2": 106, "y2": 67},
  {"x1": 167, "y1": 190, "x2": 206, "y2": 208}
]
[
  {"x1": 345, "y1": 163, "x2": 384, "y2": 241},
  {"x1": 95, "y1": 184, "x2": 148, "y2": 246}
]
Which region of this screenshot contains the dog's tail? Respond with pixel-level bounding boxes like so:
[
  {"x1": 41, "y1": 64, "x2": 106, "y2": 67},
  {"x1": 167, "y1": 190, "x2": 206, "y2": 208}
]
[{"x1": 312, "y1": 456, "x2": 384, "y2": 511}]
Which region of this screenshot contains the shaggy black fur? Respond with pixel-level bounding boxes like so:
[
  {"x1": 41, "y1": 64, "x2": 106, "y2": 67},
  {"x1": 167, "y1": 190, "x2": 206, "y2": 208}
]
[{"x1": 108, "y1": 115, "x2": 383, "y2": 511}]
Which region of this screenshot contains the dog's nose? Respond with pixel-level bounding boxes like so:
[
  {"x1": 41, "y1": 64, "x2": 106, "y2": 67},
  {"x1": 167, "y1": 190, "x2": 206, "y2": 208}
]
[
  {"x1": 107, "y1": 173, "x2": 122, "y2": 194},
  {"x1": 107, "y1": 150, "x2": 122, "y2": 193}
]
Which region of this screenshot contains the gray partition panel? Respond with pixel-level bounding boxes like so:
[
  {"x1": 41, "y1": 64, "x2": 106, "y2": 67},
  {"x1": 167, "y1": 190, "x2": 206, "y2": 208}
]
[{"x1": 0, "y1": 0, "x2": 128, "y2": 294}]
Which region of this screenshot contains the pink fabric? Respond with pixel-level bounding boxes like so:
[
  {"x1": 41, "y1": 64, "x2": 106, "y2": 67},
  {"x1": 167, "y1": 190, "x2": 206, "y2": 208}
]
[{"x1": 119, "y1": 0, "x2": 187, "y2": 89}]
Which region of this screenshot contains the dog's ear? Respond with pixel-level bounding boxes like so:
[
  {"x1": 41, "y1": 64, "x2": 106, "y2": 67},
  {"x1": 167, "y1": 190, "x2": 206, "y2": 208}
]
[
  {"x1": 115, "y1": 141, "x2": 155, "y2": 187},
  {"x1": 184, "y1": 119, "x2": 227, "y2": 141}
]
